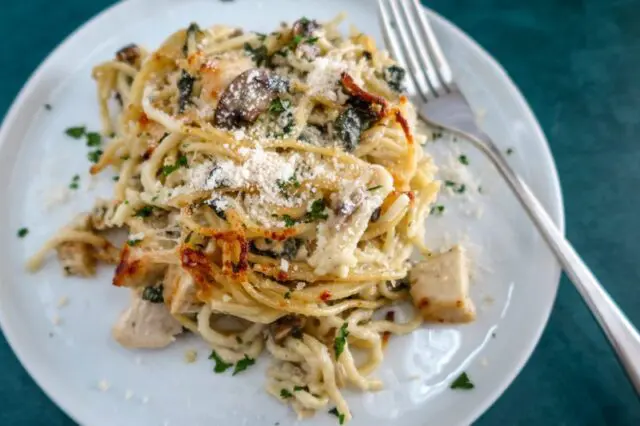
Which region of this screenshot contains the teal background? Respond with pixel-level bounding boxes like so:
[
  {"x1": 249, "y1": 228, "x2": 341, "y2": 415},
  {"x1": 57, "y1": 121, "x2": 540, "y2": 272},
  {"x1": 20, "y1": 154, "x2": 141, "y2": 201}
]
[{"x1": 1, "y1": 0, "x2": 639, "y2": 424}]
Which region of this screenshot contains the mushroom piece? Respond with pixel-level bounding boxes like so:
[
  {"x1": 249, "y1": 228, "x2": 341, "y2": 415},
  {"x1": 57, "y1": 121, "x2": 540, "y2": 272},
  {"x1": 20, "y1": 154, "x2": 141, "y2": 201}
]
[
  {"x1": 115, "y1": 43, "x2": 141, "y2": 66},
  {"x1": 270, "y1": 315, "x2": 306, "y2": 342},
  {"x1": 292, "y1": 17, "x2": 319, "y2": 37},
  {"x1": 213, "y1": 69, "x2": 288, "y2": 129}
]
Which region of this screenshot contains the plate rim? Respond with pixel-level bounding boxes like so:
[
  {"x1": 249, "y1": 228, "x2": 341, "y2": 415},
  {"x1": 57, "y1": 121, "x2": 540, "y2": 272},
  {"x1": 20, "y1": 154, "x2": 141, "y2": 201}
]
[{"x1": 0, "y1": 1, "x2": 565, "y2": 425}]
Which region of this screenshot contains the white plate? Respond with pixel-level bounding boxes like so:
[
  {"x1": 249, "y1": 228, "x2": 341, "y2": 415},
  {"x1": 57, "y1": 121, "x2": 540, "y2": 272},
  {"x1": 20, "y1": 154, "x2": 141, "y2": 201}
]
[{"x1": 0, "y1": 0, "x2": 564, "y2": 425}]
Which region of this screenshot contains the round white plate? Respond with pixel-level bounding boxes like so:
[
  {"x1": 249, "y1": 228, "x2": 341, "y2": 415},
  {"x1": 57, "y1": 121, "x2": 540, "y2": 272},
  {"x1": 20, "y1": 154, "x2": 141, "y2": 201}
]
[{"x1": 0, "y1": 0, "x2": 564, "y2": 425}]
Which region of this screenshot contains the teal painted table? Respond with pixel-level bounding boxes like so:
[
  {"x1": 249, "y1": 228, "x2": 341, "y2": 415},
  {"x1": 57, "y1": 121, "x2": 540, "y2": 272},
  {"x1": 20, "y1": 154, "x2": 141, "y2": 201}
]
[{"x1": 1, "y1": 1, "x2": 639, "y2": 424}]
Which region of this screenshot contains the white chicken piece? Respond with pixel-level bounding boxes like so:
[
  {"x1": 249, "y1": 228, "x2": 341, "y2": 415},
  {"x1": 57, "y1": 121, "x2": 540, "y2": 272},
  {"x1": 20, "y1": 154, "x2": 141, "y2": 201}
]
[
  {"x1": 112, "y1": 291, "x2": 183, "y2": 348},
  {"x1": 409, "y1": 245, "x2": 476, "y2": 323}
]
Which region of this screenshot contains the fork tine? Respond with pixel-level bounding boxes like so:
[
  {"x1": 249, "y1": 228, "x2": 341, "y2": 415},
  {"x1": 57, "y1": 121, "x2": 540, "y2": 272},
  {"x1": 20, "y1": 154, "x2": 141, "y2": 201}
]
[
  {"x1": 397, "y1": 0, "x2": 446, "y2": 96},
  {"x1": 384, "y1": 0, "x2": 436, "y2": 101},
  {"x1": 409, "y1": 0, "x2": 454, "y2": 88},
  {"x1": 376, "y1": 0, "x2": 418, "y2": 98}
]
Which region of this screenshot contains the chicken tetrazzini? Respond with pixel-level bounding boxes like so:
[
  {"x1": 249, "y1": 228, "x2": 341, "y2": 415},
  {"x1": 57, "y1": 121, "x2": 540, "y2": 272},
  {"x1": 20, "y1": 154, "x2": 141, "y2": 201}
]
[{"x1": 28, "y1": 15, "x2": 476, "y2": 423}]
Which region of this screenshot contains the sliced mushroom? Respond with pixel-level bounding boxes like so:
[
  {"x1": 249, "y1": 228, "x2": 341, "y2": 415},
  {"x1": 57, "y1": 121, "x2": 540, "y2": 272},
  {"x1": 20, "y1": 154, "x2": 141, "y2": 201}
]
[
  {"x1": 292, "y1": 18, "x2": 319, "y2": 37},
  {"x1": 271, "y1": 315, "x2": 307, "y2": 342},
  {"x1": 213, "y1": 69, "x2": 288, "y2": 129},
  {"x1": 115, "y1": 44, "x2": 141, "y2": 65}
]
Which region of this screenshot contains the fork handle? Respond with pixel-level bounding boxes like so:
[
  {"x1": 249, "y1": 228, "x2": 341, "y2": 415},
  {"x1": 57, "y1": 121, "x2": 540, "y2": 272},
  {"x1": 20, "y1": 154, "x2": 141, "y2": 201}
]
[{"x1": 474, "y1": 132, "x2": 640, "y2": 394}]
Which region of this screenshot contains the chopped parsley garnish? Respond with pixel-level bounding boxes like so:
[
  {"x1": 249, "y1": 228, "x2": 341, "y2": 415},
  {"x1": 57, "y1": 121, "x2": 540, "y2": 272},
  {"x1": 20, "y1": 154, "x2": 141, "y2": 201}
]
[
  {"x1": 232, "y1": 355, "x2": 255, "y2": 375},
  {"x1": 88, "y1": 149, "x2": 103, "y2": 163},
  {"x1": 282, "y1": 215, "x2": 297, "y2": 228},
  {"x1": 305, "y1": 36, "x2": 319, "y2": 44},
  {"x1": 17, "y1": 227, "x2": 29, "y2": 238},
  {"x1": 209, "y1": 350, "x2": 233, "y2": 373},
  {"x1": 450, "y1": 372, "x2": 474, "y2": 390},
  {"x1": 293, "y1": 385, "x2": 309, "y2": 392},
  {"x1": 141, "y1": 285, "x2": 164, "y2": 303},
  {"x1": 430, "y1": 205, "x2": 445, "y2": 215},
  {"x1": 458, "y1": 154, "x2": 469, "y2": 165},
  {"x1": 333, "y1": 323, "x2": 349, "y2": 359},
  {"x1": 86, "y1": 132, "x2": 101, "y2": 147},
  {"x1": 269, "y1": 98, "x2": 291, "y2": 114},
  {"x1": 444, "y1": 180, "x2": 466, "y2": 194},
  {"x1": 255, "y1": 32, "x2": 267, "y2": 41},
  {"x1": 290, "y1": 34, "x2": 304, "y2": 48},
  {"x1": 367, "y1": 185, "x2": 382, "y2": 191},
  {"x1": 127, "y1": 239, "x2": 141, "y2": 247},
  {"x1": 161, "y1": 155, "x2": 188, "y2": 176},
  {"x1": 280, "y1": 389, "x2": 293, "y2": 399},
  {"x1": 69, "y1": 174, "x2": 80, "y2": 190},
  {"x1": 506, "y1": 148, "x2": 514, "y2": 155},
  {"x1": 305, "y1": 199, "x2": 328, "y2": 222},
  {"x1": 328, "y1": 407, "x2": 345, "y2": 425},
  {"x1": 112, "y1": 176, "x2": 119, "y2": 182},
  {"x1": 65, "y1": 126, "x2": 86, "y2": 139},
  {"x1": 277, "y1": 174, "x2": 301, "y2": 194},
  {"x1": 134, "y1": 206, "x2": 153, "y2": 217},
  {"x1": 284, "y1": 291, "x2": 292, "y2": 299},
  {"x1": 275, "y1": 199, "x2": 327, "y2": 227},
  {"x1": 44, "y1": 103, "x2": 52, "y2": 110},
  {"x1": 243, "y1": 42, "x2": 269, "y2": 67}
]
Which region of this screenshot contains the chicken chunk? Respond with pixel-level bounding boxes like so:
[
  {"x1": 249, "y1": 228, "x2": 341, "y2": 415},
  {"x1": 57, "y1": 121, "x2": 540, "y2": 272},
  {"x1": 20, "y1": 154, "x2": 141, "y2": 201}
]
[
  {"x1": 57, "y1": 242, "x2": 96, "y2": 277},
  {"x1": 113, "y1": 245, "x2": 167, "y2": 288},
  {"x1": 163, "y1": 265, "x2": 201, "y2": 314},
  {"x1": 409, "y1": 245, "x2": 475, "y2": 323},
  {"x1": 112, "y1": 291, "x2": 183, "y2": 348},
  {"x1": 54, "y1": 213, "x2": 119, "y2": 276}
]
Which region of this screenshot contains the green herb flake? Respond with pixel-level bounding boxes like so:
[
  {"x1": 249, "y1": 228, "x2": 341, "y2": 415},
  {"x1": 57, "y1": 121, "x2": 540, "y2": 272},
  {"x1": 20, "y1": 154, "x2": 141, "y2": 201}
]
[
  {"x1": 293, "y1": 385, "x2": 309, "y2": 392},
  {"x1": 458, "y1": 154, "x2": 469, "y2": 165},
  {"x1": 455, "y1": 184, "x2": 466, "y2": 194},
  {"x1": 44, "y1": 104, "x2": 52, "y2": 110},
  {"x1": 333, "y1": 323, "x2": 349, "y2": 359},
  {"x1": 243, "y1": 42, "x2": 269, "y2": 67},
  {"x1": 269, "y1": 98, "x2": 291, "y2": 114},
  {"x1": 328, "y1": 407, "x2": 345, "y2": 425},
  {"x1": 162, "y1": 155, "x2": 188, "y2": 176},
  {"x1": 65, "y1": 126, "x2": 86, "y2": 139},
  {"x1": 112, "y1": 176, "x2": 119, "y2": 182},
  {"x1": 141, "y1": 285, "x2": 164, "y2": 303},
  {"x1": 127, "y1": 239, "x2": 141, "y2": 247},
  {"x1": 209, "y1": 350, "x2": 233, "y2": 373},
  {"x1": 290, "y1": 34, "x2": 303, "y2": 47},
  {"x1": 367, "y1": 185, "x2": 382, "y2": 191},
  {"x1": 430, "y1": 205, "x2": 445, "y2": 215},
  {"x1": 506, "y1": 148, "x2": 514, "y2": 155},
  {"x1": 280, "y1": 389, "x2": 293, "y2": 399},
  {"x1": 69, "y1": 174, "x2": 80, "y2": 190},
  {"x1": 88, "y1": 149, "x2": 103, "y2": 164},
  {"x1": 17, "y1": 227, "x2": 29, "y2": 238},
  {"x1": 450, "y1": 372, "x2": 474, "y2": 390},
  {"x1": 282, "y1": 215, "x2": 297, "y2": 227},
  {"x1": 232, "y1": 355, "x2": 255, "y2": 375},
  {"x1": 256, "y1": 32, "x2": 267, "y2": 41},
  {"x1": 305, "y1": 199, "x2": 328, "y2": 222},
  {"x1": 305, "y1": 36, "x2": 319, "y2": 44},
  {"x1": 134, "y1": 206, "x2": 153, "y2": 218},
  {"x1": 284, "y1": 291, "x2": 292, "y2": 299},
  {"x1": 86, "y1": 132, "x2": 102, "y2": 147}
]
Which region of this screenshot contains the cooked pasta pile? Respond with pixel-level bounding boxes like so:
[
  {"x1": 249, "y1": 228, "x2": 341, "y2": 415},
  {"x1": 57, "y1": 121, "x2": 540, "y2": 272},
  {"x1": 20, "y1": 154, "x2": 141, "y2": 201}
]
[{"x1": 28, "y1": 15, "x2": 453, "y2": 423}]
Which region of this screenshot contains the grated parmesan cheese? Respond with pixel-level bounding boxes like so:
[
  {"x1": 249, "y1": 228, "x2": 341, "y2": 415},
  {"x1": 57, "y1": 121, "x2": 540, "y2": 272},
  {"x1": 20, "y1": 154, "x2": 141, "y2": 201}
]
[{"x1": 280, "y1": 258, "x2": 289, "y2": 272}]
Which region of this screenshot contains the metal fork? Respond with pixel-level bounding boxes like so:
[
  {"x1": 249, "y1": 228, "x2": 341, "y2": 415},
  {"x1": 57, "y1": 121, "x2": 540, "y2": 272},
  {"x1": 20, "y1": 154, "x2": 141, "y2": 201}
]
[{"x1": 378, "y1": 0, "x2": 640, "y2": 394}]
